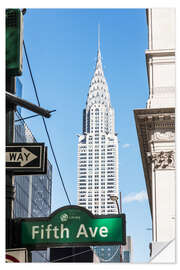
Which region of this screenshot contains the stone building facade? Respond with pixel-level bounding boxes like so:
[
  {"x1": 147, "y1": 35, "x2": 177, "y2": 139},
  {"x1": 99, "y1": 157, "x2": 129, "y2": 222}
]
[{"x1": 134, "y1": 8, "x2": 175, "y2": 263}]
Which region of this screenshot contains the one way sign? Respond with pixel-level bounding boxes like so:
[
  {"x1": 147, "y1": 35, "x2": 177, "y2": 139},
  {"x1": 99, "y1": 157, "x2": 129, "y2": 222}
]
[
  {"x1": 6, "y1": 143, "x2": 47, "y2": 175},
  {"x1": 6, "y1": 147, "x2": 38, "y2": 167}
]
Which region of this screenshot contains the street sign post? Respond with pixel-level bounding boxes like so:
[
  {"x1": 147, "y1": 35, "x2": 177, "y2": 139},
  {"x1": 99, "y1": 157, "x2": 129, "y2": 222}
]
[
  {"x1": 5, "y1": 8, "x2": 51, "y2": 251},
  {"x1": 13, "y1": 205, "x2": 126, "y2": 250},
  {"x1": 6, "y1": 143, "x2": 47, "y2": 175}
]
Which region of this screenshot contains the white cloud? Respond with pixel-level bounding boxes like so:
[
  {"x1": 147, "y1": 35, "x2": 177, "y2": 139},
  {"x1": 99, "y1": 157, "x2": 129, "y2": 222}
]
[
  {"x1": 122, "y1": 190, "x2": 148, "y2": 204},
  {"x1": 122, "y1": 143, "x2": 130, "y2": 148}
]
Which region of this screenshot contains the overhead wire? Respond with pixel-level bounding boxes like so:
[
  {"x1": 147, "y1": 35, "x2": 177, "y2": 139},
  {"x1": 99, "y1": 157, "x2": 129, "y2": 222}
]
[
  {"x1": 15, "y1": 109, "x2": 56, "y2": 122},
  {"x1": 23, "y1": 40, "x2": 71, "y2": 205},
  {"x1": 15, "y1": 110, "x2": 37, "y2": 142},
  {"x1": 51, "y1": 248, "x2": 92, "y2": 262},
  {"x1": 51, "y1": 246, "x2": 121, "y2": 263},
  {"x1": 15, "y1": 111, "x2": 119, "y2": 263},
  {"x1": 14, "y1": 112, "x2": 52, "y2": 217}
]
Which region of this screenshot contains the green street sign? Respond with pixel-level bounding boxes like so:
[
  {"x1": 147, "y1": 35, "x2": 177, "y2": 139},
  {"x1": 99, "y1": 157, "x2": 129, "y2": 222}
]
[
  {"x1": 6, "y1": 9, "x2": 23, "y2": 76},
  {"x1": 14, "y1": 206, "x2": 126, "y2": 249}
]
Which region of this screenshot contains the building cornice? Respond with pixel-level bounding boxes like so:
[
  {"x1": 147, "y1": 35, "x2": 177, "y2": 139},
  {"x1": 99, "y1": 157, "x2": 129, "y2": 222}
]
[
  {"x1": 134, "y1": 107, "x2": 175, "y2": 215},
  {"x1": 145, "y1": 49, "x2": 175, "y2": 58}
]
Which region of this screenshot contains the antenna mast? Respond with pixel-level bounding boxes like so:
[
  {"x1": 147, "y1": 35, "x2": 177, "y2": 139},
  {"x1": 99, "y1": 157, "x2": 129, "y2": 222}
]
[{"x1": 98, "y1": 24, "x2": 100, "y2": 51}]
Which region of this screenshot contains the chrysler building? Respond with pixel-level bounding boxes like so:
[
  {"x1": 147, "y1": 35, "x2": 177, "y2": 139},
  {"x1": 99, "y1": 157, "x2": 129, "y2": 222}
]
[{"x1": 77, "y1": 36, "x2": 119, "y2": 215}]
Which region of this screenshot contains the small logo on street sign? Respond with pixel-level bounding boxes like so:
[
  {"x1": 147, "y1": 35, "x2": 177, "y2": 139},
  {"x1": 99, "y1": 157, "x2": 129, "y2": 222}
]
[
  {"x1": 6, "y1": 147, "x2": 37, "y2": 167},
  {"x1": 60, "y1": 213, "x2": 68, "y2": 222}
]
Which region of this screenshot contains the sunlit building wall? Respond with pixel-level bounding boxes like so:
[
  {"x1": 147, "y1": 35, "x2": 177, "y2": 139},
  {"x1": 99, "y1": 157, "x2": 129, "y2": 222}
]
[{"x1": 134, "y1": 8, "x2": 175, "y2": 263}]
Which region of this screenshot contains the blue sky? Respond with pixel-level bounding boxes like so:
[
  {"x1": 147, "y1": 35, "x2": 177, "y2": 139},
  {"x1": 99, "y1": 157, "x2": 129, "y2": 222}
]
[{"x1": 15, "y1": 8, "x2": 152, "y2": 263}]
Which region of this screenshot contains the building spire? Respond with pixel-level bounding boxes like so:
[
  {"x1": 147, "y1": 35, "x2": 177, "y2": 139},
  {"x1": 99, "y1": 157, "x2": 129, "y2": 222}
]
[
  {"x1": 97, "y1": 24, "x2": 101, "y2": 60},
  {"x1": 86, "y1": 24, "x2": 111, "y2": 110},
  {"x1": 98, "y1": 24, "x2": 100, "y2": 52}
]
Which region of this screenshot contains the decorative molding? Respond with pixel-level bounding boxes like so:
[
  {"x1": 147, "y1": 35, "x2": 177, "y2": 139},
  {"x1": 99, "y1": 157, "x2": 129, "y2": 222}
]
[
  {"x1": 150, "y1": 151, "x2": 175, "y2": 170},
  {"x1": 134, "y1": 108, "x2": 175, "y2": 213},
  {"x1": 152, "y1": 130, "x2": 175, "y2": 142}
]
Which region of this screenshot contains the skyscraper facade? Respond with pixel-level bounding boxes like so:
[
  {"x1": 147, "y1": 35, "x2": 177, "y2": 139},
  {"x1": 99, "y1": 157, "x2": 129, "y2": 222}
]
[
  {"x1": 77, "y1": 45, "x2": 119, "y2": 215},
  {"x1": 14, "y1": 79, "x2": 52, "y2": 262},
  {"x1": 77, "y1": 40, "x2": 120, "y2": 262}
]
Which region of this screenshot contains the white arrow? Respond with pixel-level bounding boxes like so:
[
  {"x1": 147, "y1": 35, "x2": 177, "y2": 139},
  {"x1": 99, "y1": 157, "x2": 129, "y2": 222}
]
[{"x1": 6, "y1": 147, "x2": 38, "y2": 167}]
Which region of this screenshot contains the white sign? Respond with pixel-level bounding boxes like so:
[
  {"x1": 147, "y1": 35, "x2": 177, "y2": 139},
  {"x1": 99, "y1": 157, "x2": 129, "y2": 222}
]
[
  {"x1": 6, "y1": 147, "x2": 37, "y2": 166},
  {"x1": 6, "y1": 249, "x2": 28, "y2": 263}
]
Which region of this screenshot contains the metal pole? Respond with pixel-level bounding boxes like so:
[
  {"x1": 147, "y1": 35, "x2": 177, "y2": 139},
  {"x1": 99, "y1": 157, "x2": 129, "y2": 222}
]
[
  {"x1": 116, "y1": 200, "x2": 120, "y2": 214},
  {"x1": 6, "y1": 92, "x2": 52, "y2": 118},
  {"x1": 119, "y1": 192, "x2": 122, "y2": 214},
  {"x1": 119, "y1": 192, "x2": 123, "y2": 262},
  {"x1": 6, "y1": 75, "x2": 16, "y2": 249}
]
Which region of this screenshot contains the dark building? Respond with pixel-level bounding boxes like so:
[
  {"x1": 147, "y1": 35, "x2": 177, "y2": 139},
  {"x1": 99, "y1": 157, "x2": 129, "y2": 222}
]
[
  {"x1": 50, "y1": 247, "x2": 97, "y2": 263},
  {"x1": 14, "y1": 78, "x2": 52, "y2": 262}
]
